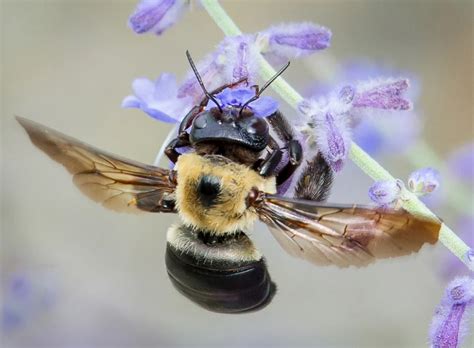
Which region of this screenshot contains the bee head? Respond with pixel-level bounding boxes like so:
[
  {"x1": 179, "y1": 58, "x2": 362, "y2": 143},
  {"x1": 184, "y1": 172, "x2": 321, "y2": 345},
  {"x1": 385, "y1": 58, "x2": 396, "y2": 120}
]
[
  {"x1": 189, "y1": 107, "x2": 270, "y2": 152},
  {"x1": 175, "y1": 153, "x2": 276, "y2": 234}
]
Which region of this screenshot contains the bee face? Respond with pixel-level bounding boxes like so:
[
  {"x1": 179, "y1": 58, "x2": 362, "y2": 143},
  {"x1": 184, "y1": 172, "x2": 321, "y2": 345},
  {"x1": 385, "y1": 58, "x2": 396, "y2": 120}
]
[{"x1": 175, "y1": 153, "x2": 276, "y2": 234}]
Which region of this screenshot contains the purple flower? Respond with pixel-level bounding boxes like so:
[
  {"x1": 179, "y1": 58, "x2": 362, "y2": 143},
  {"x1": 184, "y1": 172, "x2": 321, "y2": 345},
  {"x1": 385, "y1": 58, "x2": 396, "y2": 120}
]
[
  {"x1": 368, "y1": 180, "x2": 402, "y2": 205},
  {"x1": 448, "y1": 142, "x2": 474, "y2": 184},
  {"x1": 218, "y1": 35, "x2": 259, "y2": 84},
  {"x1": 298, "y1": 88, "x2": 353, "y2": 172},
  {"x1": 333, "y1": 62, "x2": 421, "y2": 156},
  {"x1": 353, "y1": 78, "x2": 412, "y2": 111},
  {"x1": 430, "y1": 276, "x2": 474, "y2": 348},
  {"x1": 122, "y1": 73, "x2": 193, "y2": 123},
  {"x1": 128, "y1": 0, "x2": 188, "y2": 36},
  {"x1": 2, "y1": 272, "x2": 58, "y2": 332},
  {"x1": 258, "y1": 22, "x2": 331, "y2": 62},
  {"x1": 208, "y1": 87, "x2": 278, "y2": 118},
  {"x1": 407, "y1": 167, "x2": 440, "y2": 196},
  {"x1": 178, "y1": 23, "x2": 332, "y2": 105}
]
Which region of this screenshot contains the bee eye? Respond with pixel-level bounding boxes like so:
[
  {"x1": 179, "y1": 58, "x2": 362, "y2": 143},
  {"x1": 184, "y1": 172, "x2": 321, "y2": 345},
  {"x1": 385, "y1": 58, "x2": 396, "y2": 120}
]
[
  {"x1": 246, "y1": 117, "x2": 268, "y2": 135},
  {"x1": 197, "y1": 175, "x2": 221, "y2": 206}
]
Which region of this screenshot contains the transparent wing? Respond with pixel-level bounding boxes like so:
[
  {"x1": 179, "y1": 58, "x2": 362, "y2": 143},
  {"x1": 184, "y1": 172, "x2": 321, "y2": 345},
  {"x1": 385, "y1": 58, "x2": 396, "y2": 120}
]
[
  {"x1": 255, "y1": 194, "x2": 440, "y2": 267},
  {"x1": 17, "y1": 117, "x2": 177, "y2": 214}
]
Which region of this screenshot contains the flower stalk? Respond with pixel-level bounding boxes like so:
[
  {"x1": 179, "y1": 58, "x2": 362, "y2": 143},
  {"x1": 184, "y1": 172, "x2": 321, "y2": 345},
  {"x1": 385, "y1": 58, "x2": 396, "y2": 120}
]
[{"x1": 200, "y1": 0, "x2": 472, "y2": 271}]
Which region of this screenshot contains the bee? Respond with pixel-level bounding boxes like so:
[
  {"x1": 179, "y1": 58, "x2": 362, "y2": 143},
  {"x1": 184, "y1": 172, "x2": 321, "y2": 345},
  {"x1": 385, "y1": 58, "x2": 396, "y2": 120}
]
[
  {"x1": 16, "y1": 54, "x2": 441, "y2": 313},
  {"x1": 17, "y1": 116, "x2": 441, "y2": 313}
]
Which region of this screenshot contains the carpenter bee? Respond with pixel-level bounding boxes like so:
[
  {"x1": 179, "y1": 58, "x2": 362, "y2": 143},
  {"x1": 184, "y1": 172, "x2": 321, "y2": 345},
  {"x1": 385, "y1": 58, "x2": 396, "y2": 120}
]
[{"x1": 17, "y1": 54, "x2": 441, "y2": 314}]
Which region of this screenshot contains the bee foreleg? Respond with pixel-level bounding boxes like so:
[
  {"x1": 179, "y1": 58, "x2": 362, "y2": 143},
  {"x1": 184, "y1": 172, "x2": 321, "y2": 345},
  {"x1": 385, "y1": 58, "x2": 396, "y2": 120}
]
[
  {"x1": 165, "y1": 134, "x2": 190, "y2": 164},
  {"x1": 275, "y1": 139, "x2": 303, "y2": 186}
]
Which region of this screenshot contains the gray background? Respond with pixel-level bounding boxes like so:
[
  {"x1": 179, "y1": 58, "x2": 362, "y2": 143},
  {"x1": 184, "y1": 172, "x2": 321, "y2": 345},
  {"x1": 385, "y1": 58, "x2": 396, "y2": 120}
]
[{"x1": 2, "y1": 0, "x2": 473, "y2": 347}]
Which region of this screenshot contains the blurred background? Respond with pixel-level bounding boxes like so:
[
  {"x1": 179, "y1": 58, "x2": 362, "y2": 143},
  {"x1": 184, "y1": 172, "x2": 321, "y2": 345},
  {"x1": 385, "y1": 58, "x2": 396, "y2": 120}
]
[{"x1": 1, "y1": 0, "x2": 473, "y2": 347}]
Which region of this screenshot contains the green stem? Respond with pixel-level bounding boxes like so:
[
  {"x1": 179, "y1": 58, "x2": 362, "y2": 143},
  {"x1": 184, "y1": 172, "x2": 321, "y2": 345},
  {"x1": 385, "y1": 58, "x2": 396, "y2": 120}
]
[{"x1": 200, "y1": 0, "x2": 472, "y2": 270}]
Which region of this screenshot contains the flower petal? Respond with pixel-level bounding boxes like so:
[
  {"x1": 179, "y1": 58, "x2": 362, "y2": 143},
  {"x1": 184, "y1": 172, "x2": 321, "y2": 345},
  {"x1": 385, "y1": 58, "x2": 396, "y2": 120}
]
[
  {"x1": 121, "y1": 95, "x2": 141, "y2": 108},
  {"x1": 142, "y1": 105, "x2": 179, "y2": 123},
  {"x1": 128, "y1": 0, "x2": 188, "y2": 36},
  {"x1": 259, "y1": 22, "x2": 332, "y2": 60},
  {"x1": 407, "y1": 167, "x2": 440, "y2": 196},
  {"x1": 249, "y1": 96, "x2": 279, "y2": 118},
  {"x1": 132, "y1": 78, "x2": 155, "y2": 103},
  {"x1": 153, "y1": 73, "x2": 177, "y2": 100},
  {"x1": 124, "y1": 72, "x2": 193, "y2": 123},
  {"x1": 353, "y1": 78, "x2": 412, "y2": 110},
  {"x1": 218, "y1": 35, "x2": 259, "y2": 83},
  {"x1": 368, "y1": 180, "x2": 402, "y2": 205}
]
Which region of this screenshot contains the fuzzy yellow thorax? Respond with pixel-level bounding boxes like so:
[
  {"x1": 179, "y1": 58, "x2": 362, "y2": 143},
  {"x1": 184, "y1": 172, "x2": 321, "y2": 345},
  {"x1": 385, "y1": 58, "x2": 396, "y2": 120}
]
[{"x1": 175, "y1": 153, "x2": 276, "y2": 234}]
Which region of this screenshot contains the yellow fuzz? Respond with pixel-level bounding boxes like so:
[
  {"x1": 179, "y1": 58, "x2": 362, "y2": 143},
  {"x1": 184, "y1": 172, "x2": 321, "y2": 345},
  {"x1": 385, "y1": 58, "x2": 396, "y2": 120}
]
[{"x1": 175, "y1": 153, "x2": 276, "y2": 235}]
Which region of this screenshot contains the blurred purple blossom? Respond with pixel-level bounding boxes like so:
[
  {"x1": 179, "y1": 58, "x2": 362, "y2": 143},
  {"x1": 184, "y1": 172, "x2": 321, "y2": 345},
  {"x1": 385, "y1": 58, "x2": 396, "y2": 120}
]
[
  {"x1": 2, "y1": 273, "x2": 58, "y2": 333},
  {"x1": 258, "y1": 22, "x2": 331, "y2": 62},
  {"x1": 353, "y1": 78, "x2": 411, "y2": 111},
  {"x1": 429, "y1": 276, "x2": 474, "y2": 348},
  {"x1": 353, "y1": 109, "x2": 421, "y2": 156},
  {"x1": 122, "y1": 73, "x2": 193, "y2": 123},
  {"x1": 368, "y1": 179, "x2": 402, "y2": 206},
  {"x1": 209, "y1": 87, "x2": 278, "y2": 118},
  {"x1": 407, "y1": 167, "x2": 440, "y2": 196},
  {"x1": 128, "y1": 0, "x2": 189, "y2": 36},
  {"x1": 448, "y1": 142, "x2": 474, "y2": 184},
  {"x1": 298, "y1": 88, "x2": 352, "y2": 172}
]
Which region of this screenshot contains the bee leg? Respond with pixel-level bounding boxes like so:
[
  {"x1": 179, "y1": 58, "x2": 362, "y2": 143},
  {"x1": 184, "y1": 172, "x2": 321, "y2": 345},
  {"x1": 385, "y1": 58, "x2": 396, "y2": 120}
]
[
  {"x1": 266, "y1": 111, "x2": 303, "y2": 185},
  {"x1": 178, "y1": 105, "x2": 203, "y2": 135},
  {"x1": 275, "y1": 139, "x2": 303, "y2": 186},
  {"x1": 165, "y1": 134, "x2": 190, "y2": 164},
  {"x1": 255, "y1": 149, "x2": 283, "y2": 177},
  {"x1": 266, "y1": 110, "x2": 296, "y2": 145},
  {"x1": 294, "y1": 152, "x2": 333, "y2": 202}
]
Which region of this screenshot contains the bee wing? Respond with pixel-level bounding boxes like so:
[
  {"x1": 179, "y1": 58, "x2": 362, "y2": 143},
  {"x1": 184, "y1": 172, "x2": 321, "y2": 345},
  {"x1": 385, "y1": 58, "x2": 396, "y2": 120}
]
[
  {"x1": 255, "y1": 194, "x2": 440, "y2": 267},
  {"x1": 17, "y1": 116, "x2": 176, "y2": 214}
]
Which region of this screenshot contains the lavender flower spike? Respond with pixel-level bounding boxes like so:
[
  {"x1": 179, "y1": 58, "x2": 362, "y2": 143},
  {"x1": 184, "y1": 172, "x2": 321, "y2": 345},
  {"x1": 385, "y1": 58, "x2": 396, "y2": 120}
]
[
  {"x1": 128, "y1": 0, "x2": 188, "y2": 36},
  {"x1": 353, "y1": 78, "x2": 412, "y2": 110},
  {"x1": 430, "y1": 277, "x2": 474, "y2": 348},
  {"x1": 407, "y1": 167, "x2": 440, "y2": 196},
  {"x1": 368, "y1": 180, "x2": 402, "y2": 206},
  {"x1": 257, "y1": 22, "x2": 331, "y2": 61},
  {"x1": 122, "y1": 73, "x2": 193, "y2": 123},
  {"x1": 298, "y1": 87, "x2": 353, "y2": 172}
]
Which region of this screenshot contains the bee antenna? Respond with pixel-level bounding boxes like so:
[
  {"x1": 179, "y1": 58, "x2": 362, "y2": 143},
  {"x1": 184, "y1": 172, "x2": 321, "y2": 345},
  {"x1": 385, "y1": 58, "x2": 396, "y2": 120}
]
[
  {"x1": 239, "y1": 61, "x2": 290, "y2": 116},
  {"x1": 186, "y1": 50, "x2": 222, "y2": 112}
]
